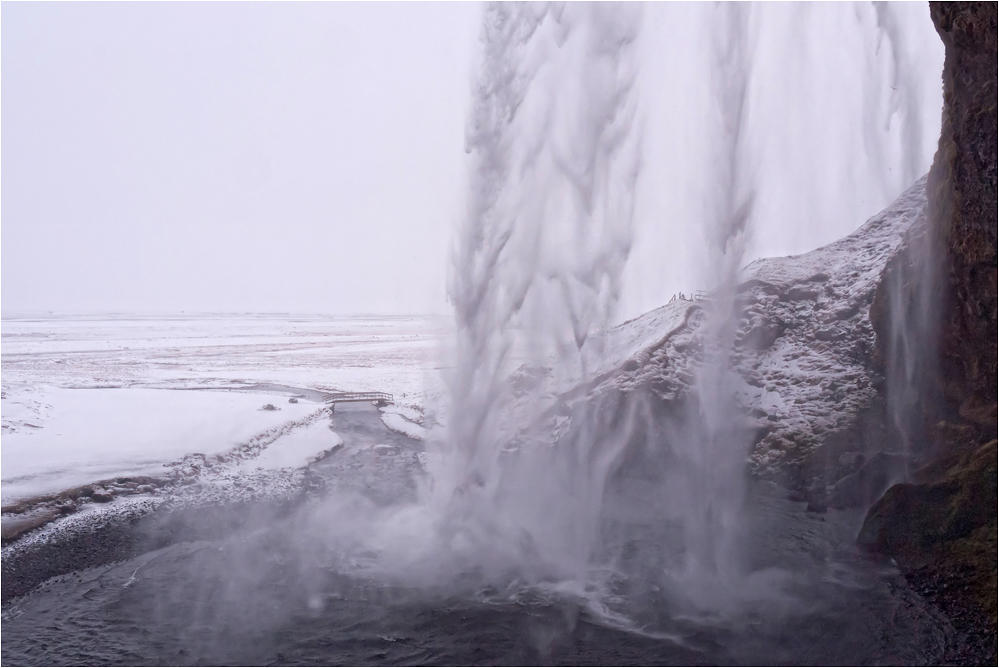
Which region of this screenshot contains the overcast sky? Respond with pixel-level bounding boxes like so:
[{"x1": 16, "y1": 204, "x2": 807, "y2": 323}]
[
  {"x1": 3, "y1": 2, "x2": 479, "y2": 315},
  {"x1": 2, "y1": 2, "x2": 943, "y2": 319}
]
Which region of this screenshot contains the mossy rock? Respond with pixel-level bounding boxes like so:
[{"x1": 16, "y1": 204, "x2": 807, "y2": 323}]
[{"x1": 858, "y1": 440, "x2": 997, "y2": 632}]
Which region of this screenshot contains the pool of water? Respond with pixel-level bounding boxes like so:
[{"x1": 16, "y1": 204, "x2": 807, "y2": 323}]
[{"x1": 1, "y1": 404, "x2": 955, "y2": 666}]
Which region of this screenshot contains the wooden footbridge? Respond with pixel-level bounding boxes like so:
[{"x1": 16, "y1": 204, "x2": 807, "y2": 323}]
[{"x1": 323, "y1": 391, "x2": 393, "y2": 411}]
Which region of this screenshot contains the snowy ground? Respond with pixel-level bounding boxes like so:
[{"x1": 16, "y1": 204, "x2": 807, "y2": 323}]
[
  {"x1": 380, "y1": 408, "x2": 428, "y2": 441},
  {"x1": 1, "y1": 315, "x2": 448, "y2": 505},
  {"x1": 1, "y1": 388, "x2": 320, "y2": 503},
  {"x1": 1, "y1": 179, "x2": 924, "y2": 517}
]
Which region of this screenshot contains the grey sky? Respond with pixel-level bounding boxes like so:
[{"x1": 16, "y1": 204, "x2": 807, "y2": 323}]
[
  {"x1": 2, "y1": 3, "x2": 943, "y2": 319},
  {"x1": 3, "y1": 2, "x2": 479, "y2": 315}
]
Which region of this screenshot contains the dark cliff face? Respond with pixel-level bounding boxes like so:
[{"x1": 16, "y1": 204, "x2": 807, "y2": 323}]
[
  {"x1": 928, "y1": 1, "x2": 997, "y2": 427},
  {"x1": 860, "y1": 4, "x2": 997, "y2": 661},
  {"x1": 867, "y1": 3, "x2": 996, "y2": 462}
]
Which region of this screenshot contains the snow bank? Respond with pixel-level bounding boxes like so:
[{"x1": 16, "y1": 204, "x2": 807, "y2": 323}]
[
  {"x1": 234, "y1": 423, "x2": 344, "y2": 471},
  {"x1": 605, "y1": 177, "x2": 930, "y2": 480},
  {"x1": 1, "y1": 315, "x2": 447, "y2": 504},
  {"x1": 380, "y1": 412, "x2": 427, "y2": 441},
  {"x1": 0, "y1": 387, "x2": 317, "y2": 503},
  {"x1": 379, "y1": 404, "x2": 423, "y2": 423}
]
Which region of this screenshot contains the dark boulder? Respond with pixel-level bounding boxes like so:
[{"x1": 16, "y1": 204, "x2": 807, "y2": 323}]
[{"x1": 858, "y1": 441, "x2": 996, "y2": 651}]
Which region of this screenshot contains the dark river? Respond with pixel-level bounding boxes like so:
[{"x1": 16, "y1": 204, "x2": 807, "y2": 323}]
[{"x1": 1, "y1": 403, "x2": 955, "y2": 666}]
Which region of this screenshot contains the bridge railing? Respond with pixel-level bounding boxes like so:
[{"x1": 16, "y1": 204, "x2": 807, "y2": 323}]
[
  {"x1": 667, "y1": 290, "x2": 708, "y2": 304},
  {"x1": 323, "y1": 391, "x2": 393, "y2": 404}
]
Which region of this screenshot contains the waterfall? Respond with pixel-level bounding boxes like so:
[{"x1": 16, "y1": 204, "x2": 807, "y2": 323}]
[
  {"x1": 306, "y1": 1, "x2": 943, "y2": 621},
  {"x1": 874, "y1": 2, "x2": 944, "y2": 470},
  {"x1": 667, "y1": 1, "x2": 756, "y2": 603},
  {"x1": 424, "y1": 0, "x2": 943, "y2": 600},
  {"x1": 435, "y1": 1, "x2": 642, "y2": 583}
]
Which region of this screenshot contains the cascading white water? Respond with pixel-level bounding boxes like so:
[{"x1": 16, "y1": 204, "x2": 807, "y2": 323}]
[
  {"x1": 874, "y1": 2, "x2": 944, "y2": 471},
  {"x1": 666, "y1": 2, "x2": 756, "y2": 605},
  {"x1": 623, "y1": 2, "x2": 943, "y2": 319},
  {"x1": 304, "y1": 1, "x2": 943, "y2": 621},
  {"x1": 432, "y1": 1, "x2": 642, "y2": 583},
  {"x1": 417, "y1": 0, "x2": 942, "y2": 600}
]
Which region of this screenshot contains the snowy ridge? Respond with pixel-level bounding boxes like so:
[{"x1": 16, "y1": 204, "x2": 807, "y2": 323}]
[
  {"x1": 1, "y1": 388, "x2": 323, "y2": 504},
  {"x1": 577, "y1": 178, "x2": 928, "y2": 483},
  {"x1": 1, "y1": 403, "x2": 343, "y2": 547},
  {"x1": 144, "y1": 405, "x2": 346, "y2": 511},
  {"x1": 587, "y1": 298, "x2": 694, "y2": 379}
]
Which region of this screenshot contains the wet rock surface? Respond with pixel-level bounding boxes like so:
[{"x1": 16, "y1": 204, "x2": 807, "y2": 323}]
[
  {"x1": 0, "y1": 473, "x2": 966, "y2": 667},
  {"x1": 858, "y1": 441, "x2": 997, "y2": 664},
  {"x1": 858, "y1": 5, "x2": 997, "y2": 664},
  {"x1": 826, "y1": 452, "x2": 909, "y2": 511},
  {"x1": 928, "y1": 1, "x2": 998, "y2": 423}
]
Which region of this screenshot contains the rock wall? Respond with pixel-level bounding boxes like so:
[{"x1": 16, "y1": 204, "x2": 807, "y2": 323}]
[
  {"x1": 928, "y1": 1, "x2": 997, "y2": 427},
  {"x1": 858, "y1": 439, "x2": 997, "y2": 663},
  {"x1": 860, "y1": 4, "x2": 997, "y2": 662}
]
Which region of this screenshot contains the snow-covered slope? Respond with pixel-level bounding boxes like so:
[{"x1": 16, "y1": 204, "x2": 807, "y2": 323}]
[
  {"x1": 1, "y1": 316, "x2": 445, "y2": 503},
  {"x1": 1, "y1": 316, "x2": 442, "y2": 549},
  {"x1": 380, "y1": 408, "x2": 428, "y2": 440},
  {"x1": 0, "y1": 387, "x2": 321, "y2": 503},
  {"x1": 585, "y1": 177, "x2": 928, "y2": 488}
]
